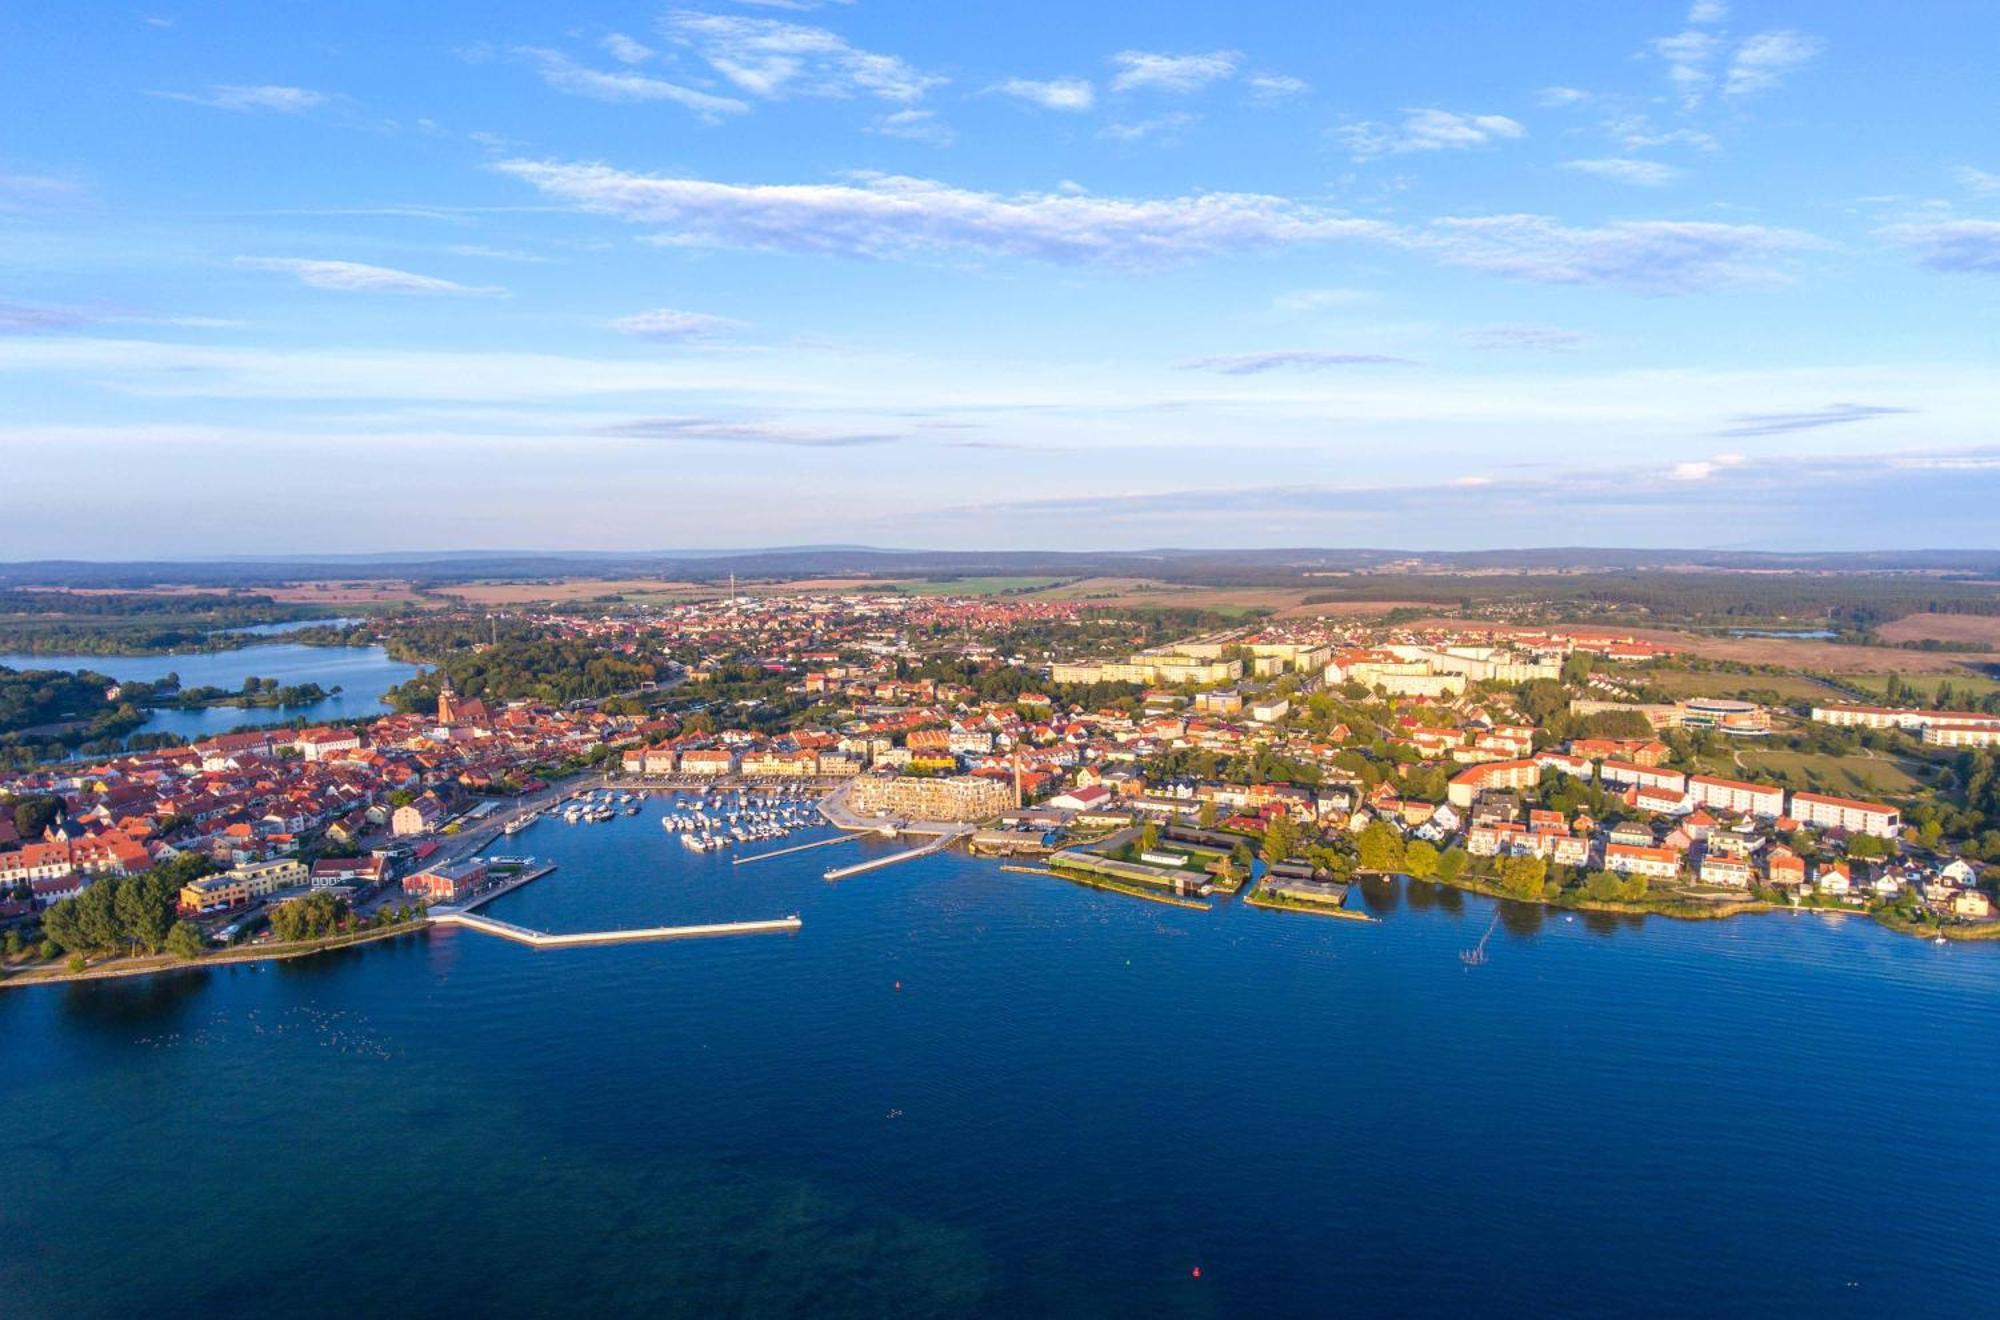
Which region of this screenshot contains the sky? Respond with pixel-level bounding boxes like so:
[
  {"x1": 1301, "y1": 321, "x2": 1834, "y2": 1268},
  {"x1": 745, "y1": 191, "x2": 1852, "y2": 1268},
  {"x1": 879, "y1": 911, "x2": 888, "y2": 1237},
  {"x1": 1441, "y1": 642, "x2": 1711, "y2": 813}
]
[{"x1": 3, "y1": 0, "x2": 1999, "y2": 558}]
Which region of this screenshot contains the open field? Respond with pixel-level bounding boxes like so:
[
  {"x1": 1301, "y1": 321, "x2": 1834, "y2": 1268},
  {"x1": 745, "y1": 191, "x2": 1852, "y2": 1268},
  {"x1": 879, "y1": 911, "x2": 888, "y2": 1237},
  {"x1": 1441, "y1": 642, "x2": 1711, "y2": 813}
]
[
  {"x1": 1644, "y1": 669, "x2": 1841, "y2": 704},
  {"x1": 1876, "y1": 613, "x2": 2000, "y2": 646},
  {"x1": 264, "y1": 580, "x2": 428, "y2": 606},
  {"x1": 435, "y1": 578, "x2": 713, "y2": 606},
  {"x1": 892, "y1": 576, "x2": 1062, "y2": 596},
  {"x1": 1839, "y1": 670, "x2": 2000, "y2": 702},
  {"x1": 1733, "y1": 747, "x2": 1931, "y2": 799},
  {"x1": 1014, "y1": 575, "x2": 1430, "y2": 619}
]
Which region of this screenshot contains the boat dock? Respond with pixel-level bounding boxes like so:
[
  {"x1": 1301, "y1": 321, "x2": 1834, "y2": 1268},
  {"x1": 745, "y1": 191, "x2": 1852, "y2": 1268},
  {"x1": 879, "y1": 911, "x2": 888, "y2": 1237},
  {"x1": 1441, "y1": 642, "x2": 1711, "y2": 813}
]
[
  {"x1": 823, "y1": 826, "x2": 973, "y2": 881},
  {"x1": 430, "y1": 910, "x2": 803, "y2": 948},
  {"x1": 734, "y1": 834, "x2": 858, "y2": 866}
]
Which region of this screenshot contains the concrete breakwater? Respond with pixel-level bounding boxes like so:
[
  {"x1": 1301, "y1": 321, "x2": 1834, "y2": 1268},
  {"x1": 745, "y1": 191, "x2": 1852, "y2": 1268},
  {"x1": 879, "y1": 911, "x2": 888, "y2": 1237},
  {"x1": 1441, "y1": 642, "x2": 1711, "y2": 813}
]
[{"x1": 429, "y1": 910, "x2": 803, "y2": 947}]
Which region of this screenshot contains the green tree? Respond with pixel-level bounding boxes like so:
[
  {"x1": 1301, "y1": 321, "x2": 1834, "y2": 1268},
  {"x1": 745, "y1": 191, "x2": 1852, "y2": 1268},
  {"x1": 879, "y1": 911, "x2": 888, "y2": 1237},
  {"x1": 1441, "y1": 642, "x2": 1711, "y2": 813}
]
[
  {"x1": 1355, "y1": 820, "x2": 1405, "y2": 873},
  {"x1": 1436, "y1": 847, "x2": 1469, "y2": 883},
  {"x1": 1260, "y1": 814, "x2": 1301, "y2": 868},
  {"x1": 1404, "y1": 839, "x2": 1439, "y2": 879},
  {"x1": 1498, "y1": 855, "x2": 1548, "y2": 900},
  {"x1": 165, "y1": 921, "x2": 207, "y2": 960}
]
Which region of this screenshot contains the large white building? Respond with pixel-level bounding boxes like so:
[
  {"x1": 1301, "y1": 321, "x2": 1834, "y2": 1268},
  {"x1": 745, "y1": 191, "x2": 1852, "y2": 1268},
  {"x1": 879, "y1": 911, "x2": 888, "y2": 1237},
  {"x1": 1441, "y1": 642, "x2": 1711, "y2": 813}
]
[{"x1": 1788, "y1": 791, "x2": 1900, "y2": 839}]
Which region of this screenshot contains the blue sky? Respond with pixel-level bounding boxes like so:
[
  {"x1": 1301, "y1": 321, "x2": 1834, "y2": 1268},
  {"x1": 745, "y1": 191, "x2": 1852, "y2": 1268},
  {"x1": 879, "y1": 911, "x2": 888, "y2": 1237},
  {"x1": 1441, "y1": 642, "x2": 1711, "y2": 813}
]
[{"x1": 4, "y1": 0, "x2": 1998, "y2": 557}]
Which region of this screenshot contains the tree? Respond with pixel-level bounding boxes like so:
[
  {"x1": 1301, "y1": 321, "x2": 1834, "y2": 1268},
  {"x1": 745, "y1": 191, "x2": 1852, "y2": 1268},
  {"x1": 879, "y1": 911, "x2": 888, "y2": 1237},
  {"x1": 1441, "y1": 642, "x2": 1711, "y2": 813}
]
[
  {"x1": 1261, "y1": 814, "x2": 1300, "y2": 868},
  {"x1": 165, "y1": 921, "x2": 207, "y2": 960},
  {"x1": 1355, "y1": 820, "x2": 1405, "y2": 873},
  {"x1": 1197, "y1": 800, "x2": 1217, "y2": 830},
  {"x1": 1498, "y1": 855, "x2": 1547, "y2": 900},
  {"x1": 1404, "y1": 839, "x2": 1439, "y2": 880},
  {"x1": 1137, "y1": 822, "x2": 1160, "y2": 855},
  {"x1": 9, "y1": 793, "x2": 65, "y2": 841},
  {"x1": 1436, "y1": 847, "x2": 1469, "y2": 884}
]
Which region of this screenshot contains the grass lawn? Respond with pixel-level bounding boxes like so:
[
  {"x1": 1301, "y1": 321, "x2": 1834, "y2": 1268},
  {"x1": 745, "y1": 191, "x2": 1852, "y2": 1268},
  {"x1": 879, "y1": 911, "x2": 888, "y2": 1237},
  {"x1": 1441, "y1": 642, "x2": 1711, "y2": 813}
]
[
  {"x1": 1840, "y1": 670, "x2": 2000, "y2": 703},
  {"x1": 1734, "y1": 747, "x2": 1930, "y2": 799},
  {"x1": 1644, "y1": 668, "x2": 1839, "y2": 703}
]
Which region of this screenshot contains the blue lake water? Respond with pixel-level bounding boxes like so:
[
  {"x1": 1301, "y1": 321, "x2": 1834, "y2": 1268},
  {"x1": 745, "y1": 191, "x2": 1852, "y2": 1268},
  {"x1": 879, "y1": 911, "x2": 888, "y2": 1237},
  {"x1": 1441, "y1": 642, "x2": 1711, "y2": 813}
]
[
  {"x1": 0, "y1": 641, "x2": 422, "y2": 740},
  {"x1": 2, "y1": 802, "x2": 1996, "y2": 1317}
]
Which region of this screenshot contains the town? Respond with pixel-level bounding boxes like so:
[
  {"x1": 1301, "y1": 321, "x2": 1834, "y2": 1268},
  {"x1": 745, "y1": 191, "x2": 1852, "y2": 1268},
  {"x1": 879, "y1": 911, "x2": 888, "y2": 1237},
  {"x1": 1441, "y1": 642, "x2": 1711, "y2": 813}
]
[{"x1": 4, "y1": 581, "x2": 1999, "y2": 984}]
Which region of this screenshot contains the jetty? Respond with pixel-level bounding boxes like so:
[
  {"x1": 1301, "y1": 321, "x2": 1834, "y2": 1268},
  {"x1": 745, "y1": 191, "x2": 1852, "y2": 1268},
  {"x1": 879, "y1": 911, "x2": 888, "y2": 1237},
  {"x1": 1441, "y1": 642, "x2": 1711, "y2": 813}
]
[
  {"x1": 429, "y1": 910, "x2": 802, "y2": 948},
  {"x1": 734, "y1": 834, "x2": 858, "y2": 866},
  {"x1": 822, "y1": 825, "x2": 973, "y2": 881}
]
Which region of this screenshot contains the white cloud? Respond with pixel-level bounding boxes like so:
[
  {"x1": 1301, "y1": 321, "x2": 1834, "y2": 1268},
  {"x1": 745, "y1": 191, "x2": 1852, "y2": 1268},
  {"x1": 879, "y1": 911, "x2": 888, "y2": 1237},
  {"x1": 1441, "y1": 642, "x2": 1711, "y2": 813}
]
[
  {"x1": 518, "y1": 48, "x2": 749, "y2": 119},
  {"x1": 1688, "y1": 1, "x2": 1728, "y2": 24},
  {"x1": 1273, "y1": 288, "x2": 1374, "y2": 312},
  {"x1": 1108, "y1": 50, "x2": 1242, "y2": 94},
  {"x1": 497, "y1": 159, "x2": 1821, "y2": 292},
  {"x1": 1651, "y1": 28, "x2": 1721, "y2": 109},
  {"x1": 495, "y1": 159, "x2": 1392, "y2": 265},
  {"x1": 989, "y1": 77, "x2": 1095, "y2": 112},
  {"x1": 1246, "y1": 72, "x2": 1309, "y2": 102},
  {"x1": 602, "y1": 33, "x2": 655, "y2": 64},
  {"x1": 1669, "y1": 452, "x2": 1746, "y2": 481},
  {"x1": 664, "y1": 11, "x2": 941, "y2": 102},
  {"x1": 608, "y1": 308, "x2": 748, "y2": 341},
  {"x1": 150, "y1": 84, "x2": 328, "y2": 113},
  {"x1": 1411, "y1": 214, "x2": 1818, "y2": 293},
  {"x1": 1879, "y1": 220, "x2": 2000, "y2": 274},
  {"x1": 1178, "y1": 351, "x2": 1412, "y2": 375},
  {"x1": 234, "y1": 257, "x2": 506, "y2": 296},
  {"x1": 1724, "y1": 30, "x2": 1825, "y2": 97},
  {"x1": 1956, "y1": 166, "x2": 2000, "y2": 195},
  {"x1": 1337, "y1": 108, "x2": 1525, "y2": 161},
  {"x1": 1099, "y1": 111, "x2": 1198, "y2": 143},
  {"x1": 1562, "y1": 157, "x2": 1683, "y2": 187},
  {"x1": 1459, "y1": 325, "x2": 1590, "y2": 351},
  {"x1": 869, "y1": 108, "x2": 954, "y2": 147},
  {"x1": 1536, "y1": 86, "x2": 1592, "y2": 107}
]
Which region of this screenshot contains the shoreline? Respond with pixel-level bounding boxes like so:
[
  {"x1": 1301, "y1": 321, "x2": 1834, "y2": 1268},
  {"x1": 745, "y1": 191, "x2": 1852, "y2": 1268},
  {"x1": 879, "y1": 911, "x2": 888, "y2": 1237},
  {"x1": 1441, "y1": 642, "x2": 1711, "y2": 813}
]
[
  {"x1": 0, "y1": 920, "x2": 431, "y2": 991},
  {"x1": 1409, "y1": 870, "x2": 1998, "y2": 942}
]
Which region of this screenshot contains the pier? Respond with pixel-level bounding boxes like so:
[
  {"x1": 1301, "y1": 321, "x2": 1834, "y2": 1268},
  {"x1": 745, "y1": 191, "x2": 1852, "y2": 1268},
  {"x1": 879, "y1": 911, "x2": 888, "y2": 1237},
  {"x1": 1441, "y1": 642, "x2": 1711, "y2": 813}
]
[
  {"x1": 822, "y1": 825, "x2": 973, "y2": 881},
  {"x1": 428, "y1": 910, "x2": 803, "y2": 948},
  {"x1": 733, "y1": 833, "x2": 858, "y2": 866}
]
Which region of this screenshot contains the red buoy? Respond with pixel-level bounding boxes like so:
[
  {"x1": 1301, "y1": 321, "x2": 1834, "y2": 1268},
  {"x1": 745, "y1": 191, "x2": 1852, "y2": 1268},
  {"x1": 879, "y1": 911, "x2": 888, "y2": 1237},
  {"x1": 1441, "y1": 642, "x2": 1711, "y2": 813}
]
[{"x1": 1191, "y1": 1267, "x2": 1202, "y2": 1279}]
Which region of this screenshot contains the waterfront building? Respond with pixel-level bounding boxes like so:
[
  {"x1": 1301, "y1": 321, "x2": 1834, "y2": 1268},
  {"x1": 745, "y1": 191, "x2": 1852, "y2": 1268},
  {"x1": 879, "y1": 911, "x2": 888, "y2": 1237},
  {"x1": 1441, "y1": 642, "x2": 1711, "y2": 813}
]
[
  {"x1": 1788, "y1": 791, "x2": 1900, "y2": 840},
  {"x1": 847, "y1": 773, "x2": 1016, "y2": 822}
]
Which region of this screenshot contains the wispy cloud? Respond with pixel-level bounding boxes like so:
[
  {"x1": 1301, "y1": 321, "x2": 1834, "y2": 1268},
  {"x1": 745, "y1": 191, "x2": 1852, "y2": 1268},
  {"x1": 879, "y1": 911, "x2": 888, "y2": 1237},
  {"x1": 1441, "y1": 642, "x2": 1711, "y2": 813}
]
[
  {"x1": 497, "y1": 159, "x2": 1820, "y2": 291},
  {"x1": 1536, "y1": 86, "x2": 1592, "y2": 107},
  {"x1": 1177, "y1": 350, "x2": 1413, "y2": 375},
  {"x1": 988, "y1": 77, "x2": 1095, "y2": 112},
  {"x1": 0, "y1": 300, "x2": 91, "y2": 334},
  {"x1": 1716, "y1": 403, "x2": 1914, "y2": 437},
  {"x1": 608, "y1": 308, "x2": 748, "y2": 341},
  {"x1": 0, "y1": 172, "x2": 85, "y2": 213},
  {"x1": 234, "y1": 257, "x2": 506, "y2": 296},
  {"x1": 1273, "y1": 288, "x2": 1374, "y2": 313},
  {"x1": 495, "y1": 159, "x2": 1392, "y2": 266},
  {"x1": 1724, "y1": 30, "x2": 1824, "y2": 97},
  {"x1": 664, "y1": 11, "x2": 941, "y2": 102},
  {"x1": 517, "y1": 47, "x2": 749, "y2": 119},
  {"x1": 1956, "y1": 165, "x2": 2000, "y2": 195},
  {"x1": 1669, "y1": 452, "x2": 1746, "y2": 481},
  {"x1": 1688, "y1": 1, "x2": 1729, "y2": 23},
  {"x1": 869, "y1": 108, "x2": 954, "y2": 146},
  {"x1": 1100, "y1": 111, "x2": 1198, "y2": 143},
  {"x1": 1246, "y1": 72, "x2": 1309, "y2": 102},
  {"x1": 149, "y1": 84, "x2": 329, "y2": 113},
  {"x1": 1336, "y1": 108, "x2": 1525, "y2": 161},
  {"x1": 1459, "y1": 325, "x2": 1589, "y2": 351},
  {"x1": 602, "y1": 33, "x2": 655, "y2": 65},
  {"x1": 1108, "y1": 50, "x2": 1241, "y2": 94},
  {"x1": 1881, "y1": 220, "x2": 2000, "y2": 273},
  {"x1": 1410, "y1": 214, "x2": 1819, "y2": 293},
  {"x1": 601, "y1": 416, "x2": 899, "y2": 447},
  {"x1": 1562, "y1": 158, "x2": 1682, "y2": 187},
  {"x1": 1650, "y1": 27, "x2": 1721, "y2": 110}
]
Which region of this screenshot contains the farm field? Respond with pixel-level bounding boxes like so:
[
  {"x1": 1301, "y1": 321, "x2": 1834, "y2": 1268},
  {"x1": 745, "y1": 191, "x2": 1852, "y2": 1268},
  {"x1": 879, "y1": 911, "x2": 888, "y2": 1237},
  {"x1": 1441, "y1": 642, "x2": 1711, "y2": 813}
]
[
  {"x1": 1839, "y1": 670, "x2": 2000, "y2": 703},
  {"x1": 1021, "y1": 576, "x2": 1433, "y2": 620},
  {"x1": 892, "y1": 576, "x2": 1063, "y2": 596},
  {"x1": 1433, "y1": 619, "x2": 1985, "y2": 674},
  {"x1": 1875, "y1": 612, "x2": 2000, "y2": 646},
  {"x1": 435, "y1": 578, "x2": 712, "y2": 606}
]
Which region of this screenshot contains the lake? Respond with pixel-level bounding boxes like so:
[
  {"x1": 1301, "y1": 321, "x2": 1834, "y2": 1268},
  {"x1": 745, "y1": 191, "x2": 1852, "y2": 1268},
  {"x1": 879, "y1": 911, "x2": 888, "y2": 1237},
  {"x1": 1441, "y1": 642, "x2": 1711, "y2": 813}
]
[
  {"x1": 2, "y1": 803, "x2": 1995, "y2": 1317},
  {"x1": 0, "y1": 640, "x2": 423, "y2": 741}
]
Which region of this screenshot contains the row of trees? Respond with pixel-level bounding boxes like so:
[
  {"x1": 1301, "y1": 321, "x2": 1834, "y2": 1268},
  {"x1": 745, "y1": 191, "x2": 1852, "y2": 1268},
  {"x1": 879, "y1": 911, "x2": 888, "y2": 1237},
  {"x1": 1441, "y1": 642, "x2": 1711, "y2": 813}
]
[{"x1": 40, "y1": 853, "x2": 215, "y2": 958}]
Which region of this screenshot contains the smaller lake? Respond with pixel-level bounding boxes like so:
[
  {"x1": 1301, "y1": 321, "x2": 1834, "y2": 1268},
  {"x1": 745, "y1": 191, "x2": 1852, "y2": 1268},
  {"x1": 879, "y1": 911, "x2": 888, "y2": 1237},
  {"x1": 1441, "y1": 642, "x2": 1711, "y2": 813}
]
[{"x1": 0, "y1": 641, "x2": 424, "y2": 741}]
